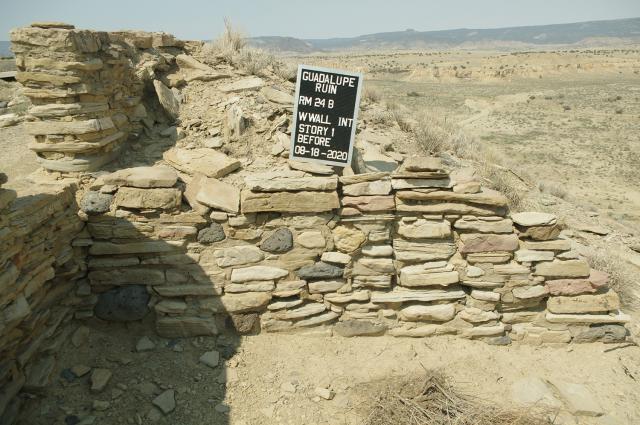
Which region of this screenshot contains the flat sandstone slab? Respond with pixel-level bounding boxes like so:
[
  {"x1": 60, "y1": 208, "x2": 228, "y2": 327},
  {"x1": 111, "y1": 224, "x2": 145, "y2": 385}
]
[
  {"x1": 244, "y1": 172, "x2": 337, "y2": 192},
  {"x1": 163, "y1": 148, "x2": 240, "y2": 178},
  {"x1": 241, "y1": 190, "x2": 339, "y2": 213}
]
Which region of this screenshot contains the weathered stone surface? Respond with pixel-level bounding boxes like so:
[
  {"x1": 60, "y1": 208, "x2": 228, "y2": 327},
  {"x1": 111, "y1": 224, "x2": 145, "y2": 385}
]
[
  {"x1": 90, "y1": 369, "x2": 112, "y2": 393},
  {"x1": 308, "y1": 280, "x2": 345, "y2": 294},
  {"x1": 89, "y1": 241, "x2": 181, "y2": 255},
  {"x1": 393, "y1": 239, "x2": 456, "y2": 262},
  {"x1": 545, "y1": 312, "x2": 630, "y2": 324},
  {"x1": 26, "y1": 117, "x2": 115, "y2": 135},
  {"x1": 458, "y1": 307, "x2": 500, "y2": 323},
  {"x1": 321, "y1": 251, "x2": 352, "y2": 264},
  {"x1": 198, "y1": 223, "x2": 226, "y2": 243},
  {"x1": 391, "y1": 178, "x2": 452, "y2": 190},
  {"x1": 401, "y1": 156, "x2": 443, "y2": 172},
  {"x1": 244, "y1": 172, "x2": 337, "y2": 192},
  {"x1": 355, "y1": 246, "x2": 388, "y2": 259},
  {"x1": 220, "y1": 76, "x2": 264, "y2": 93},
  {"x1": 287, "y1": 159, "x2": 334, "y2": 175},
  {"x1": 164, "y1": 148, "x2": 241, "y2": 178},
  {"x1": 573, "y1": 325, "x2": 627, "y2": 343},
  {"x1": 352, "y1": 258, "x2": 395, "y2": 276},
  {"x1": 396, "y1": 198, "x2": 504, "y2": 216},
  {"x1": 295, "y1": 311, "x2": 339, "y2": 327},
  {"x1": 297, "y1": 262, "x2": 343, "y2": 280},
  {"x1": 510, "y1": 378, "x2": 562, "y2": 408},
  {"x1": 400, "y1": 267, "x2": 459, "y2": 287},
  {"x1": 241, "y1": 190, "x2": 339, "y2": 213},
  {"x1": 341, "y1": 195, "x2": 395, "y2": 212},
  {"x1": 80, "y1": 191, "x2": 112, "y2": 214},
  {"x1": 95, "y1": 285, "x2": 150, "y2": 321},
  {"x1": 113, "y1": 187, "x2": 181, "y2": 210},
  {"x1": 460, "y1": 233, "x2": 519, "y2": 253},
  {"x1": 547, "y1": 381, "x2": 603, "y2": 417},
  {"x1": 371, "y1": 289, "x2": 466, "y2": 303},
  {"x1": 297, "y1": 231, "x2": 326, "y2": 249},
  {"x1": 89, "y1": 268, "x2": 165, "y2": 286},
  {"x1": 546, "y1": 279, "x2": 597, "y2": 296},
  {"x1": 397, "y1": 219, "x2": 451, "y2": 239},
  {"x1": 522, "y1": 239, "x2": 571, "y2": 251},
  {"x1": 153, "y1": 389, "x2": 176, "y2": 414},
  {"x1": 225, "y1": 282, "x2": 275, "y2": 293},
  {"x1": 334, "y1": 320, "x2": 387, "y2": 337},
  {"x1": 231, "y1": 266, "x2": 288, "y2": 283},
  {"x1": 154, "y1": 285, "x2": 222, "y2": 297},
  {"x1": 196, "y1": 177, "x2": 240, "y2": 213},
  {"x1": 273, "y1": 303, "x2": 326, "y2": 320},
  {"x1": 153, "y1": 80, "x2": 179, "y2": 119},
  {"x1": 518, "y1": 224, "x2": 561, "y2": 241},
  {"x1": 453, "y1": 217, "x2": 513, "y2": 233},
  {"x1": 512, "y1": 285, "x2": 548, "y2": 299},
  {"x1": 260, "y1": 228, "x2": 293, "y2": 253},
  {"x1": 399, "y1": 304, "x2": 456, "y2": 322},
  {"x1": 514, "y1": 249, "x2": 554, "y2": 262},
  {"x1": 261, "y1": 86, "x2": 294, "y2": 104},
  {"x1": 156, "y1": 316, "x2": 218, "y2": 337},
  {"x1": 547, "y1": 291, "x2": 620, "y2": 314},
  {"x1": 325, "y1": 290, "x2": 370, "y2": 303},
  {"x1": 342, "y1": 179, "x2": 392, "y2": 196},
  {"x1": 534, "y1": 260, "x2": 590, "y2": 278},
  {"x1": 511, "y1": 212, "x2": 557, "y2": 227},
  {"x1": 103, "y1": 166, "x2": 177, "y2": 188},
  {"x1": 397, "y1": 189, "x2": 508, "y2": 207},
  {"x1": 333, "y1": 226, "x2": 366, "y2": 253},
  {"x1": 220, "y1": 292, "x2": 272, "y2": 312},
  {"x1": 211, "y1": 246, "x2": 264, "y2": 267}
]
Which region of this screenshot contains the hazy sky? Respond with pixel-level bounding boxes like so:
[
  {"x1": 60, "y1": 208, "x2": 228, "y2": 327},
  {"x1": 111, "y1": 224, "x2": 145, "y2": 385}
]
[{"x1": 2, "y1": 0, "x2": 640, "y2": 40}]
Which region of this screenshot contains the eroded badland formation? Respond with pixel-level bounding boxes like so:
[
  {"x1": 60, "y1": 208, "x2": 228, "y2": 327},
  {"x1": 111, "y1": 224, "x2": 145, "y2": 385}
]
[{"x1": 0, "y1": 20, "x2": 640, "y2": 425}]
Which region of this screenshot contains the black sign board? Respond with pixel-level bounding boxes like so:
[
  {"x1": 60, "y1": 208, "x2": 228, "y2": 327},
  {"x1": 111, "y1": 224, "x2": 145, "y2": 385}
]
[{"x1": 290, "y1": 65, "x2": 363, "y2": 167}]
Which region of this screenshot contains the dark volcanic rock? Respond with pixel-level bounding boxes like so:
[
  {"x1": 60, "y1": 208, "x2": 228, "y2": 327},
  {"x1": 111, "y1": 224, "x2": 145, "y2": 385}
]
[
  {"x1": 260, "y1": 228, "x2": 293, "y2": 253},
  {"x1": 95, "y1": 285, "x2": 150, "y2": 321},
  {"x1": 197, "y1": 222, "x2": 226, "y2": 243},
  {"x1": 297, "y1": 261, "x2": 343, "y2": 280}
]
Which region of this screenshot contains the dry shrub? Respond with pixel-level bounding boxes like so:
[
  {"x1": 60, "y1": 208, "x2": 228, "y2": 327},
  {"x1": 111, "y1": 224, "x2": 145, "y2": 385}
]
[
  {"x1": 412, "y1": 112, "x2": 455, "y2": 154},
  {"x1": 538, "y1": 180, "x2": 568, "y2": 200},
  {"x1": 582, "y1": 247, "x2": 640, "y2": 311},
  {"x1": 363, "y1": 371, "x2": 552, "y2": 425},
  {"x1": 273, "y1": 61, "x2": 297, "y2": 81},
  {"x1": 386, "y1": 101, "x2": 415, "y2": 132},
  {"x1": 233, "y1": 48, "x2": 275, "y2": 76},
  {"x1": 209, "y1": 18, "x2": 275, "y2": 76},
  {"x1": 363, "y1": 85, "x2": 382, "y2": 103},
  {"x1": 211, "y1": 18, "x2": 246, "y2": 62}
]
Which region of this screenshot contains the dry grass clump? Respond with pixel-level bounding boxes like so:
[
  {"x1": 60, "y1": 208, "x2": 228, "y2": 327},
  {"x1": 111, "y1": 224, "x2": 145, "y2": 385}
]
[
  {"x1": 582, "y1": 247, "x2": 640, "y2": 311},
  {"x1": 363, "y1": 86, "x2": 382, "y2": 103},
  {"x1": 412, "y1": 112, "x2": 456, "y2": 154},
  {"x1": 211, "y1": 18, "x2": 246, "y2": 62},
  {"x1": 209, "y1": 18, "x2": 277, "y2": 76},
  {"x1": 363, "y1": 372, "x2": 552, "y2": 425},
  {"x1": 538, "y1": 180, "x2": 569, "y2": 200}
]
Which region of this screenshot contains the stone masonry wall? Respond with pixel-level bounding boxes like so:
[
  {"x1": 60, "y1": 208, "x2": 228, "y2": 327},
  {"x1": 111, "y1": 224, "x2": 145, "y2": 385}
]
[
  {"x1": 10, "y1": 22, "x2": 182, "y2": 172},
  {"x1": 79, "y1": 156, "x2": 630, "y2": 344},
  {"x1": 0, "y1": 175, "x2": 86, "y2": 422}
]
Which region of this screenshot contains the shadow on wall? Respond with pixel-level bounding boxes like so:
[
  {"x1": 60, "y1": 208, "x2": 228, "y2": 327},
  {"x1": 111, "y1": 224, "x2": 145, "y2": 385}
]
[{"x1": 14, "y1": 195, "x2": 241, "y2": 425}]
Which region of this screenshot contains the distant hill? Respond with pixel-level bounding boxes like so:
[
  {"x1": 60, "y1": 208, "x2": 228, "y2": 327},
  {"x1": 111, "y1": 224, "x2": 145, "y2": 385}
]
[
  {"x1": 249, "y1": 17, "x2": 640, "y2": 53},
  {"x1": 0, "y1": 41, "x2": 12, "y2": 57}
]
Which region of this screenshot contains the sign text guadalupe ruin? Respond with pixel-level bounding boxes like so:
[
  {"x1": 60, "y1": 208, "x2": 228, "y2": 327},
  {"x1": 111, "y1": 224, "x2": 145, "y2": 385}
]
[{"x1": 290, "y1": 65, "x2": 363, "y2": 167}]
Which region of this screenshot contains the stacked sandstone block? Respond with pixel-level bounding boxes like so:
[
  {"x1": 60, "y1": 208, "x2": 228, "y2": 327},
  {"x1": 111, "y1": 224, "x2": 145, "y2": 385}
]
[
  {"x1": 79, "y1": 157, "x2": 630, "y2": 343},
  {"x1": 0, "y1": 177, "x2": 86, "y2": 421},
  {"x1": 10, "y1": 23, "x2": 181, "y2": 172}
]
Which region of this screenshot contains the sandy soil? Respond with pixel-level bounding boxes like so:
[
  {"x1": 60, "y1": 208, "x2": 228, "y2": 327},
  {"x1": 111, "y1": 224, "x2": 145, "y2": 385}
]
[{"x1": 17, "y1": 321, "x2": 640, "y2": 425}]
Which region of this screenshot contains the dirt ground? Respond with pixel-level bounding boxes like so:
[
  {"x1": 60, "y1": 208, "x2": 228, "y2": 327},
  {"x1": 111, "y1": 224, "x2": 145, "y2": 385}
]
[{"x1": 17, "y1": 320, "x2": 640, "y2": 425}]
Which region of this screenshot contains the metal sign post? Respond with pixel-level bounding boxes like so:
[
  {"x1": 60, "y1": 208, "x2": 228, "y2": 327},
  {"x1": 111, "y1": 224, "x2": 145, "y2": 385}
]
[{"x1": 290, "y1": 65, "x2": 363, "y2": 167}]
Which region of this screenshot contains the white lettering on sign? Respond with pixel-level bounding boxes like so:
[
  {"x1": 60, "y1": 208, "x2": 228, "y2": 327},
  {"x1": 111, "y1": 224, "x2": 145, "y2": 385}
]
[{"x1": 290, "y1": 65, "x2": 363, "y2": 167}]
